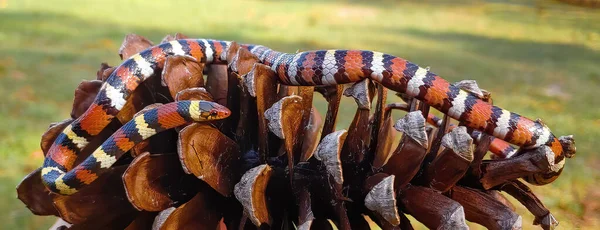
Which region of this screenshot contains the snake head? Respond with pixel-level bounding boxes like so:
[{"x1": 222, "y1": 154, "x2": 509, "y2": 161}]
[{"x1": 196, "y1": 101, "x2": 231, "y2": 121}]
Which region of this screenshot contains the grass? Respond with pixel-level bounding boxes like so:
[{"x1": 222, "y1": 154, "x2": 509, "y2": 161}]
[{"x1": 0, "y1": 0, "x2": 599, "y2": 229}]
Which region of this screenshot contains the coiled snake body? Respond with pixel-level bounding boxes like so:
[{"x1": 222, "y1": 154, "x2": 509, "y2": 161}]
[{"x1": 42, "y1": 39, "x2": 568, "y2": 195}]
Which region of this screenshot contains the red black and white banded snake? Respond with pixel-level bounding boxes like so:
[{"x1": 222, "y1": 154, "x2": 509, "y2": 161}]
[
  {"x1": 42, "y1": 39, "x2": 573, "y2": 195},
  {"x1": 425, "y1": 113, "x2": 518, "y2": 159}
]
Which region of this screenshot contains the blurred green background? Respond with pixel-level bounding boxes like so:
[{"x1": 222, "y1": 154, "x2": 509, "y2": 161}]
[{"x1": 0, "y1": 0, "x2": 598, "y2": 229}]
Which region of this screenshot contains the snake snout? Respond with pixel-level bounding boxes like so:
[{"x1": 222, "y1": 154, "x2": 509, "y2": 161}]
[{"x1": 216, "y1": 104, "x2": 231, "y2": 119}]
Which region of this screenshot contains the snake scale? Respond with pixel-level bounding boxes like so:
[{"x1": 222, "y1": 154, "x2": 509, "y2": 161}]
[{"x1": 42, "y1": 39, "x2": 570, "y2": 195}]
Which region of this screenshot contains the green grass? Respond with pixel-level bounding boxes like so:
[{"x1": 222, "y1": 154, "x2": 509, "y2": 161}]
[{"x1": 1, "y1": 0, "x2": 599, "y2": 229}]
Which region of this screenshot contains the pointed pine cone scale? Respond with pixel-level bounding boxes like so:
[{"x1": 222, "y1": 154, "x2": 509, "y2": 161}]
[
  {"x1": 368, "y1": 84, "x2": 388, "y2": 164},
  {"x1": 152, "y1": 207, "x2": 175, "y2": 230},
  {"x1": 372, "y1": 102, "x2": 409, "y2": 168},
  {"x1": 316, "y1": 85, "x2": 344, "y2": 138},
  {"x1": 122, "y1": 152, "x2": 197, "y2": 211},
  {"x1": 16, "y1": 168, "x2": 59, "y2": 216},
  {"x1": 177, "y1": 123, "x2": 241, "y2": 197},
  {"x1": 295, "y1": 86, "x2": 315, "y2": 158},
  {"x1": 453, "y1": 79, "x2": 492, "y2": 103},
  {"x1": 175, "y1": 87, "x2": 214, "y2": 101},
  {"x1": 372, "y1": 108, "x2": 397, "y2": 168},
  {"x1": 264, "y1": 95, "x2": 304, "y2": 176},
  {"x1": 448, "y1": 186, "x2": 522, "y2": 230},
  {"x1": 453, "y1": 80, "x2": 485, "y2": 99},
  {"x1": 314, "y1": 129, "x2": 347, "y2": 185},
  {"x1": 247, "y1": 63, "x2": 278, "y2": 159},
  {"x1": 486, "y1": 190, "x2": 517, "y2": 211},
  {"x1": 499, "y1": 180, "x2": 558, "y2": 230},
  {"x1": 264, "y1": 95, "x2": 303, "y2": 141},
  {"x1": 399, "y1": 185, "x2": 468, "y2": 230},
  {"x1": 234, "y1": 164, "x2": 273, "y2": 227},
  {"x1": 343, "y1": 103, "x2": 372, "y2": 165},
  {"x1": 71, "y1": 80, "x2": 103, "y2": 119},
  {"x1": 204, "y1": 64, "x2": 229, "y2": 106},
  {"x1": 344, "y1": 79, "x2": 373, "y2": 110},
  {"x1": 300, "y1": 106, "x2": 323, "y2": 162},
  {"x1": 364, "y1": 174, "x2": 400, "y2": 226},
  {"x1": 298, "y1": 219, "x2": 340, "y2": 230},
  {"x1": 223, "y1": 42, "x2": 241, "y2": 69},
  {"x1": 480, "y1": 145, "x2": 555, "y2": 189},
  {"x1": 96, "y1": 62, "x2": 114, "y2": 82},
  {"x1": 233, "y1": 47, "x2": 260, "y2": 77},
  {"x1": 160, "y1": 32, "x2": 189, "y2": 43},
  {"x1": 156, "y1": 188, "x2": 224, "y2": 230},
  {"x1": 118, "y1": 33, "x2": 153, "y2": 60},
  {"x1": 343, "y1": 79, "x2": 374, "y2": 164},
  {"x1": 52, "y1": 165, "x2": 138, "y2": 228},
  {"x1": 394, "y1": 111, "x2": 428, "y2": 149},
  {"x1": 383, "y1": 112, "x2": 428, "y2": 189},
  {"x1": 40, "y1": 118, "x2": 73, "y2": 156},
  {"x1": 425, "y1": 126, "x2": 474, "y2": 192},
  {"x1": 161, "y1": 55, "x2": 205, "y2": 99}
]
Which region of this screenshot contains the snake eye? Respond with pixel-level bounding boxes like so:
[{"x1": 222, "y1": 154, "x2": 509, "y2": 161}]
[{"x1": 210, "y1": 110, "x2": 218, "y2": 117}]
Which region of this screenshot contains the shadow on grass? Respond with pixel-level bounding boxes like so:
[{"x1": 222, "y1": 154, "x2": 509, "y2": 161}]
[
  {"x1": 356, "y1": 26, "x2": 600, "y2": 90},
  {"x1": 377, "y1": 27, "x2": 599, "y2": 68},
  {"x1": 0, "y1": 10, "x2": 311, "y2": 52}
]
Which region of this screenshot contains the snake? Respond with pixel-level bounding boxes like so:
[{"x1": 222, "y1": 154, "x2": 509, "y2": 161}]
[
  {"x1": 425, "y1": 113, "x2": 517, "y2": 158},
  {"x1": 42, "y1": 100, "x2": 230, "y2": 195},
  {"x1": 42, "y1": 39, "x2": 572, "y2": 195}
]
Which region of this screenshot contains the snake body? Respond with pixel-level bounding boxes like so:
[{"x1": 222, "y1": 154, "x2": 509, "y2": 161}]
[
  {"x1": 245, "y1": 45, "x2": 564, "y2": 156},
  {"x1": 42, "y1": 100, "x2": 230, "y2": 194},
  {"x1": 42, "y1": 39, "x2": 568, "y2": 195},
  {"x1": 426, "y1": 113, "x2": 517, "y2": 158},
  {"x1": 43, "y1": 39, "x2": 231, "y2": 194}
]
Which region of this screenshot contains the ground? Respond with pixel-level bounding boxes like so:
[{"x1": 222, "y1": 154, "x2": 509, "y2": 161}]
[{"x1": 0, "y1": 0, "x2": 598, "y2": 229}]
